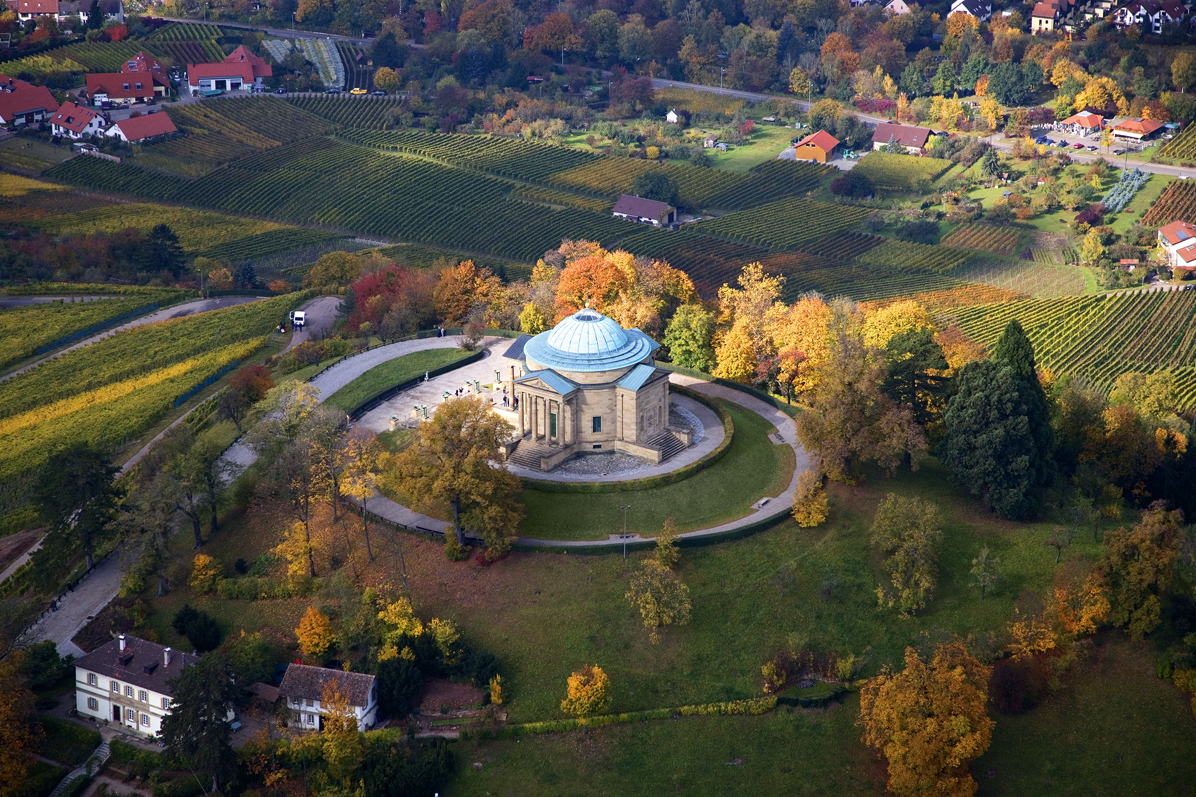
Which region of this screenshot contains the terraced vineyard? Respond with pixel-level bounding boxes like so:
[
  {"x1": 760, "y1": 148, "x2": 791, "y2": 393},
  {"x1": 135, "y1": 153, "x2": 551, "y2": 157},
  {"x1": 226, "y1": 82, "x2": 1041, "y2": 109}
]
[
  {"x1": 941, "y1": 224, "x2": 1024, "y2": 256},
  {"x1": 145, "y1": 22, "x2": 225, "y2": 62},
  {"x1": 954, "y1": 258, "x2": 1087, "y2": 299},
  {"x1": 951, "y1": 289, "x2": 1196, "y2": 402},
  {"x1": 511, "y1": 186, "x2": 611, "y2": 212},
  {"x1": 545, "y1": 158, "x2": 659, "y2": 197},
  {"x1": 783, "y1": 265, "x2": 968, "y2": 303},
  {"x1": 861, "y1": 284, "x2": 1026, "y2": 312},
  {"x1": 336, "y1": 42, "x2": 373, "y2": 90},
  {"x1": 695, "y1": 198, "x2": 870, "y2": 249},
  {"x1": 192, "y1": 98, "x2": 340, "y2": 142},
  {"x1": 43, "y1": 157, "x2": 187, "y2": 199},
  {"x1": 199, "y1": 228, "x2": 345, "y2": 262},
  {"x1": 703, "y1": 159, "x2": 833, "y2": 209},
  {"x1": 339, "y1": 129, "x2": 600, "y2": 181},
  {"x1": 285, "y1": 96, "x2": 404, "y2": 128},
  {"x1": 1157, "y1": 124, "x2": 1196, "y2": 163},
  {"x1": 1141, "y1": 179, "x2": 1196, "y2": 226},
  {"x1": 853, "y1": 152, "x2": 953, "y2": 190},
  {"x1": 855, "y1": 239, "x2": 972, "y2": 273},
  {"x1": 0, "y1": 297, "x2": 164, "y2": 370},
  {"x1": 58, "y1": 41, "x2": 148, "y2": 72},
  {"x1": 33, "y1": 202, "x2": 286, "y2": 252}
]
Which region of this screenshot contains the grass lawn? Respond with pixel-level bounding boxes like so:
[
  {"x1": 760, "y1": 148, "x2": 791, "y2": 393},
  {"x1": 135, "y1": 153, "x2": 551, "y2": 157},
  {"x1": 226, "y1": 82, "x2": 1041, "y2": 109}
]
[
  {"x1": 710, "y1": 126, "x2": 794, "y2": 173},
  {"x1": 17, "y1": 760, "x2": 69, "y2": 797},
  {"x1": 37, "y1": 716, "x2": 101, "y2": 768},
  {"x1": 1109, "y1": 172, "x2": 1174, "y2": 235},
  {"x1": 323, "y1": 349, "x2": 471, "y2": 413},
  {"x1": 975, "y1": 637, "x2": 1196, "y2": 796},
  {"x1": 518, "y1": 400, "x2": 794, "y2": 540},
  {"x1": 0, "y1": 137, "x2": 74, "y2": 174},
  {"x1": 449, "y1": 701, "x2": 877, "y2": 796}
]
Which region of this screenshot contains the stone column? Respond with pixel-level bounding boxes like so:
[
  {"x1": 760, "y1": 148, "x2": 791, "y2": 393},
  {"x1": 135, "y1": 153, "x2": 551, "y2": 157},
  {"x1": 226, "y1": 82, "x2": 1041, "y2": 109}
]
[{"x1": 517, "y1": 390, "x2": 525, "y2": 436}]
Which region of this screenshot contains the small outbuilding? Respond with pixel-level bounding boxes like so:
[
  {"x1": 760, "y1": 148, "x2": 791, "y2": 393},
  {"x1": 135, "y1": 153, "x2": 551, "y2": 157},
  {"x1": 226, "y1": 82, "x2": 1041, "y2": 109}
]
[
  {"x1": 279, "y1": 664, "x2": 378, "y2": 732},
  {"x1": 612, "y1": 194, "x2": 676, "y2": 227},
  {"x1": 106, "y1": 112, "x2": 177, "y2": 142},
  {"x1": 792, "y1": 129, "x2": 840, "y2": 162}
]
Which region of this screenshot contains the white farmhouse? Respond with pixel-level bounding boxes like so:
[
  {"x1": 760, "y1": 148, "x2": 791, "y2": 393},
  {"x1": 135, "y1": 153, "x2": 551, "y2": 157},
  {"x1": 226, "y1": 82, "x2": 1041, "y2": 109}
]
[
  {"x1": 74, "y1": 634, "x2": 198, "y2": 737},
  {"x1": 279, "y1": 664, "x2": 379, "y2": 732}
]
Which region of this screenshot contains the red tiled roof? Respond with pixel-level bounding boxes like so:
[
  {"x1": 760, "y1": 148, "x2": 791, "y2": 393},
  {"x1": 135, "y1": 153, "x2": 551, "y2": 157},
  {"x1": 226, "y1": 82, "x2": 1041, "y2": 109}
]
[
  {"x1": 112, "y1": 112, "x2": 176, "y2": 141},
  {"x1": 186, "y1": 62, "x2": 255, "y2": 83},
  {"x1": 86, "y1": 73, "x2": 154, "y2": 100},
  {"x1": 17, "y1": 0, "x2": 58, "y2": 12},
  {"x1": 873, "y1": 122, "x2": 932, "y2": 149},
  {"x1": 1159, "y1": 220, "x2": 1196, "y2": 246},
  {"x1": 612, "y1": 194, "x2": 674, "y2": 219},
  {"x1": 1114, "y1": 118, "x2": 1164, "y2": 135},
  {"x1": 1031, "y1": 2, "x2": 1059, "y2": 17},
  {"x1": 224, "y1": 45, "x2": 272, "y2": 78},
  {"x1": 50, "y1": 100, "x2": 100, "y2": 134},
  {"x1": 796, "y1": 129, "x2": 840, "y2": 153},
  {"x1": 122, "y1": 51, "x2": 172, "y2": 87},
  {"x1": 0, "y1": 78, "x2": 58, "y2": 123},
  {"x1": 1060, "y1": 111, "x2": 1103, "y2": 128}
]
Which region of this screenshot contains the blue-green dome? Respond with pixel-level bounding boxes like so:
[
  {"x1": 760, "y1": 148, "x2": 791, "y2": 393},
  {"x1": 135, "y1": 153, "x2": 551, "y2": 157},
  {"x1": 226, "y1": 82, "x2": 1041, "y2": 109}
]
[{"x1": 524, "y1": 308, "x2": 658, "y2": 373}]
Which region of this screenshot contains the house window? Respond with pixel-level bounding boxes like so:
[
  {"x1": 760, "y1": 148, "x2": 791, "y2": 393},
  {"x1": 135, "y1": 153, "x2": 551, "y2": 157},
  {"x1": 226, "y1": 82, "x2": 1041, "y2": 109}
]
[
  {"x1": 549, "y1": 412, "x2": 557, "y2": 438},
  {"x1": 307, "y1": 714, "x2": 316, "y2": 725},
  {"x1": 122, "y1": 83, "x2": 129, "y2": 90},
  {"x1": 141, "y1": 714, "x2": 150, "y2": 727},
  {"x1": 126, "y1": 709, "x2": 136, "y2": 723},
  {"x1": 135, "y1": 83, "x2": 142, "y2": 90},
  {"x1": 112, "y1": 681, "x2": 120, "y2": 693},
  {"x1": 140, "y1": 690, "x2": 148, "y2": 702},
  {"x1": 88, "y1": 673, "x2": 97, "y2": 686},
  {"x1": 126, "y1": 686, "x2": 134, "y2": 698},
  {"x1": 305, "y1": 698, "x2": 314, "y2": 707},
  {"x1": 162, "y1": 698, "x2": 170, "y2": 710},
  {"x1": 87, "y1": 697, "x2": 98, "y2": 711},
  {"x1": 592, "y1": 416, "x2": 602, "y2": 433}
]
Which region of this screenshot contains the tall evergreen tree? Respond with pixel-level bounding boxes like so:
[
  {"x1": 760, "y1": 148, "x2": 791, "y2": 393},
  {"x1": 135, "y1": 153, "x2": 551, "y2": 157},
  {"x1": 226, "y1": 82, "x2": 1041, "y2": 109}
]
[
  {"x1": 992, "y1": 319, "x2": 1055, "y2": 489},
  {"x1": 882, "y1": 328, "x2": 950, "y2": 431},
  {"x1": 34, "y1": 443, "x2": 120, "y2": 571},
  {"x1": 941, "y1": 360, "x2": 1037, "y2": 520},
  {"x1": 160, "y1": 654, "x2": 237, "y2": 793}
]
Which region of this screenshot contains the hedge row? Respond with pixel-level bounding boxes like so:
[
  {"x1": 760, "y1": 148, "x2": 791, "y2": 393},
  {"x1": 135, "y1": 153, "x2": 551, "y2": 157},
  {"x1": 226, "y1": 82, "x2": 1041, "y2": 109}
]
[
  {"x1": 152, "y1": 777, "x2": 208, "y2": 797},
  {"x1": 214, "y1": 575, "x2": 323, "y2": 600},
  {"x1": 518, "y1": 385, "x2": 734, "y2": 495},
  {"x1": 460, "y1": 697, "x2": 777, "y2": 740}
]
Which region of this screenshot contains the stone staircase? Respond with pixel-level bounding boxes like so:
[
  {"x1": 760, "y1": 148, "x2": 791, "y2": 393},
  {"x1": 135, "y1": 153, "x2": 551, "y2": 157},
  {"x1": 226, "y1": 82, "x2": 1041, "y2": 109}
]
[
  {"x1": 647, "y1": 430, "x2": 687, "y2": 462},
  {"x1": 48, "y1": 740, "x2": 110, "y2": 797},
  {"x1": 505, "y1": 437, "x2": 554, "y2": 470}
]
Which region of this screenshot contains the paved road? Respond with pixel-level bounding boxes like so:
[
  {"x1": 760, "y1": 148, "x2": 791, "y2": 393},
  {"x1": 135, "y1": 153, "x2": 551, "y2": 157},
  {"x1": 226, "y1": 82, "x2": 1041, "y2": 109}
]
[
  {"x1": 0, "y1": 296, "x2": 261, "y2": 384},
  {"x1": 27, "y1": 548, "x2": 126, "y2": 658},
  {"x1": 651, "y1": 77, "x2": 1196, "y2": 180},
  {"x1": 283, "y1": 295, "x2": 340, "y2": 353}
]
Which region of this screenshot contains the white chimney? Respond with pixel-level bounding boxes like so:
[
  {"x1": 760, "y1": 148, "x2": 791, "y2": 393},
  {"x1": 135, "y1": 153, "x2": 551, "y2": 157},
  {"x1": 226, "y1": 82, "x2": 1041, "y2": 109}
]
[
  {"x1": 164, "y1": 647, "x2": 172, "y2": 667},
  {"x1": 118, "y1": 634, "x2": 126, "y2": 651}
]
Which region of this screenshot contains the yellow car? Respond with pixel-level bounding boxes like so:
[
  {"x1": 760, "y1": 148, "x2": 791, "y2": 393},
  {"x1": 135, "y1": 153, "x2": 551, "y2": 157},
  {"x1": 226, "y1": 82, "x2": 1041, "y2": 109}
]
[{"x1": 349, "y1": 88, "x2": 367, "y2": 95}]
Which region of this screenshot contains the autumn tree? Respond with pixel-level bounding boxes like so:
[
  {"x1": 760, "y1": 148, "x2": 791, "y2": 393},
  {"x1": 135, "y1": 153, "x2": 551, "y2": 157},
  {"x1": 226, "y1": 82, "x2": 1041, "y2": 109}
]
[
  {"x1": 1099, "y1": 502, "x2": 1186, "y2": 639},
  {"x1": 715, "y1": 262, "x2": 785, "y2": 366},
  {"x1": 1173, "y1": 52, "x2": 1196, "y2": 93},
  {"x1": 0, "y1": 655, "x2": 42, "y2": 797},
  {"x1": 1050, "y1": 560, "x2": 1110, "y2": 639},
  {"x1": 561, "y1": 665, "x2": 611, "y2": 716},
  {"x1": 795, "y1": 305, "x2": 926, "y2": 482},
  {"x1": 552, "y1": 244, "x2": 693, "y2": 334},
  {"x1": 625, "y1": 559, "x2": 692, "y2": 643},
  {"x1": 321, "y1": 680, "x2": 363, "y2": 785},
  {"x1": 858, "y1": 642, "x2": 993, "y2": 797},
  {"x1": 433, "y1": 259, "x2": 504, "y2": 327},
  {"x1": 871, "y1": 494, "x2": 943, "y2": 616},
  {"x1": 303, "y1": 251, "x2": 363, "y2": 290},
  {"x1": 792, "y1": 469, "x2": 829, "y2": 527},
  {"x1": 373, "y1": 66, "x2": 401, "y2": 92},
  {"x1": 297, "y1": 606, "x2": 336, "y2": 661},
  {"x1": 390, "y1": 396, "x2": 522, "y2": 557},
  {"x1": 769, "y1": 294, "x2": 832, "y2": 394},
  {"x1": 655, "y1": 517, "x2": 680, "y2": 569},
  {"x1": 970, "y1": 547, "x2": 1000, "y2": 599},
  {"x1": 882, "y1": 327, "x2": 950, "y2": 431},
  {"x1": 341, "y1": 429, "x2": 384, "y2": 565}
]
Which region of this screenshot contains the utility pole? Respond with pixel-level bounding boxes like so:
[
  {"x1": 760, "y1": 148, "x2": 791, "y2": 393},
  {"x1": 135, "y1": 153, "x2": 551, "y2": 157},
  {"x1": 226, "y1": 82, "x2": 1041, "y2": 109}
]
[{"x1": 620, "y1": 505, "x2": 631, "y2": 559}]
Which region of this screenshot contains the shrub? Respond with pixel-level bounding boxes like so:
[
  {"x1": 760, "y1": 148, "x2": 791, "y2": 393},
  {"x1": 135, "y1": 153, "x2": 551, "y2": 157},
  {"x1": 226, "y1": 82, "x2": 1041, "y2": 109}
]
[
  {"x1": 989, "y1": 655, "x2": 1048, "y2": 713},
  {"x1": 38, "y1": 716, "x2": 102, "y2": 767},
  {"x1": 189, "y1": 554, "x2": 221, "y2": 594},
  {"x1": 830, "y1": 170, "x2": 873, "y2": 198},
  {"x1": 171, "y1": 604, "x2": 222, "y2": 652},
  {"x1": 21, "y1": 640, "x2": 72, "y2": 689}
]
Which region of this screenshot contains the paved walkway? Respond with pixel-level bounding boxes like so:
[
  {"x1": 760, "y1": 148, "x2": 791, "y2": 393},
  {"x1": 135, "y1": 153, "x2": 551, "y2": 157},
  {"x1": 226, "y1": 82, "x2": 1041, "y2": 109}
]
[
  {"x1": 26, "y1": 548, "x2": 125, "y2": 657},
  {"x1": 1, "y1": 296, "x2": 261, "y2": 384}
]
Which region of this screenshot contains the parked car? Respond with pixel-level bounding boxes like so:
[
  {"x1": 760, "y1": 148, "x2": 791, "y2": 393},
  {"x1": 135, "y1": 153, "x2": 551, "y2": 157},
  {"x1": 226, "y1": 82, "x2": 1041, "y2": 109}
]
[
  {"x1": 274, "y1": 87, "x2": 287, "y2": 94},
  {"x1": 325, "y1": 88, "x2": 341, "y2": 94},
  {"x1": 1073, "y1": 143, "x2": 1084, "y2": 149},
  {"x1": 1086, "y1": 145, "x2": 1098, "y2": 152},
  {"x1": 350, "y1": 87, "x2": 367, "y2": 95},
  {"x1": 371, "y1": 90, "x2": 386, "y2": 96}
]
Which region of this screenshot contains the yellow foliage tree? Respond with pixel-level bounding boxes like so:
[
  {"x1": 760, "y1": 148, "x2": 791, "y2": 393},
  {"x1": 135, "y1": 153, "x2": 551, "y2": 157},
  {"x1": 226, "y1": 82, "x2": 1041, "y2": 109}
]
[
  {"x1": 858, "y1": 642, "x2": 993, "y2": 797},
  {"x1": 273, "y1": 520, "x2": 319, "y2": 580},
  {"x1": 862, "y1": 300, "x2": 935, "y2": 351},
  {"x1": 712, "y1": 321, "x2": 757, "y2": 383},
  {"x1": 789, "y1": 66, "x2": 811, "y2": 96},
  {"x1": 655, "y1": 517, "x2": 680, "y2": 569},
  {"x1": 189, "y1": 554, "x2": 220, "y2": 594},
  {"x1": 625, "y1": 559, "x2": 692, "y2": 643},
  {"x1": 519, "y1": 302, "x2": 546, "y2": 334},
  {"x1": 769, "y1": 294, "x2": 831, "y2": 394},
  {"x1": 428, "y1": 618, "x2": 461, "y2": 664},
  {"x1": 560, "y1": 665, "x2": 611, "y2": 716},
  {"x1": 1007, "y1": 607, "x2": 1058, "y2": 659},
  {"x1": 792, "y1": 469, "x2": 829, "y2": 527},
  {"x1": 372, "y1": 66, "x2": 401, "y2": 93},
  {"x1": 296, "y1": 606, "x2": 336, "y2": 661},
  {"x1": 320, "y1": 680, "x2": 362, "y2": 785},
  {"x1": 489, "y1": 674, "x2": 503, "y2": 705},
  {"x1": 1050, "y1": 568, "x2": 1111, "y2": 638}
]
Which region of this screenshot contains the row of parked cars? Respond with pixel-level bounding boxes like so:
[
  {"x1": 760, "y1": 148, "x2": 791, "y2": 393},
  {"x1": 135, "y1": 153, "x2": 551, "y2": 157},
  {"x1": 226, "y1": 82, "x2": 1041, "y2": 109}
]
[
  {"x1": 271, "y1": 87, "x2": 387, "y2": 96},
  {"x1": 1035, "y1": 135, "x2": 1099, "y2": 152}
]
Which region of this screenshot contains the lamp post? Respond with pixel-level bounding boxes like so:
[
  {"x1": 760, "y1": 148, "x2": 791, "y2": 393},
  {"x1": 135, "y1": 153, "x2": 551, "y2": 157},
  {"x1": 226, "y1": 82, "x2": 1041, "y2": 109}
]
[{"x1": 619, "y1": 505, "x2": 631, "y2": 559}]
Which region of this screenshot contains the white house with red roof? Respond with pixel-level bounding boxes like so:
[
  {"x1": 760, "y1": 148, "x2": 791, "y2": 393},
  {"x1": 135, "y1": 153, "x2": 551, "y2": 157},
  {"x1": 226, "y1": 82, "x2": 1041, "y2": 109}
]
[
  {"x1": 85, "y1": 73, "x2": 154, "y2": 107},
  {"x1": 1113, "y1": 0, "x2": 1186, "y2": 33},
  {"x1": 1112, "y1": 117, "x2": 1165, "y2": 141},
  {"x1": 224, "y1": 45, "x2": 273, "y2": 80},
  {"x1": 1057, "y1": 110, "x2": 1104, "y2": 135},
  {"x1": 50, "y1": 100, "x2": 104, "y2": 138},
  {"x1": 106, "y1": 111, "x2": 177, "y2": 142},
  {"x1": 16, "y1": 0, "x2": 58, "y2": 21},
  {"x1": 1158, "y1": 221, "x2": 1196, "y2": 274},
  {"x1": 0, "y1": 73, "x2": 59, "y2": 127},
  {"x1": 186, "y1": 47, "x2": 271, "y2": 94}
]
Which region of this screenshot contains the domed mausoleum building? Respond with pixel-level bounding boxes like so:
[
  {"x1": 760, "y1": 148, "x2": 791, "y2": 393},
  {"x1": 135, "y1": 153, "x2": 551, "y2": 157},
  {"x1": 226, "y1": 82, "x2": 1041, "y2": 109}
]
[{"x1": 503, "y1": 308, "x2": 690, "y2": 471}]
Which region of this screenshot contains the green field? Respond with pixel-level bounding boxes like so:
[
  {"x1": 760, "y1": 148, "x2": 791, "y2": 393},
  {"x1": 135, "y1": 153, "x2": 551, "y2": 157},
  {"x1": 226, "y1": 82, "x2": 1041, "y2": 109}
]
[
  {"x1": 324, "y1": 348, "x2": 472, "y2": 413},
  {"x1": 519, "y1": 401, "x2": 793, "y2": 540}
]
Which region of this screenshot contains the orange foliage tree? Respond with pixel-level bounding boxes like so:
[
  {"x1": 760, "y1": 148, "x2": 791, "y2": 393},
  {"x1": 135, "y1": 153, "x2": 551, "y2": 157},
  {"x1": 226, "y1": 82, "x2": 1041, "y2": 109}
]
[
  {"x1": 433, "y1": 260, "x2": 504, "y2": 327},
  {"x1": 551, "y1": 243, "x2": 694, "y2": 335},
  {"x1": 296, "y1": 606, "x2": 336, "y2": 661},
  {"x1": 858, "y1": 642, "x2": 993, "y2": 797}
]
